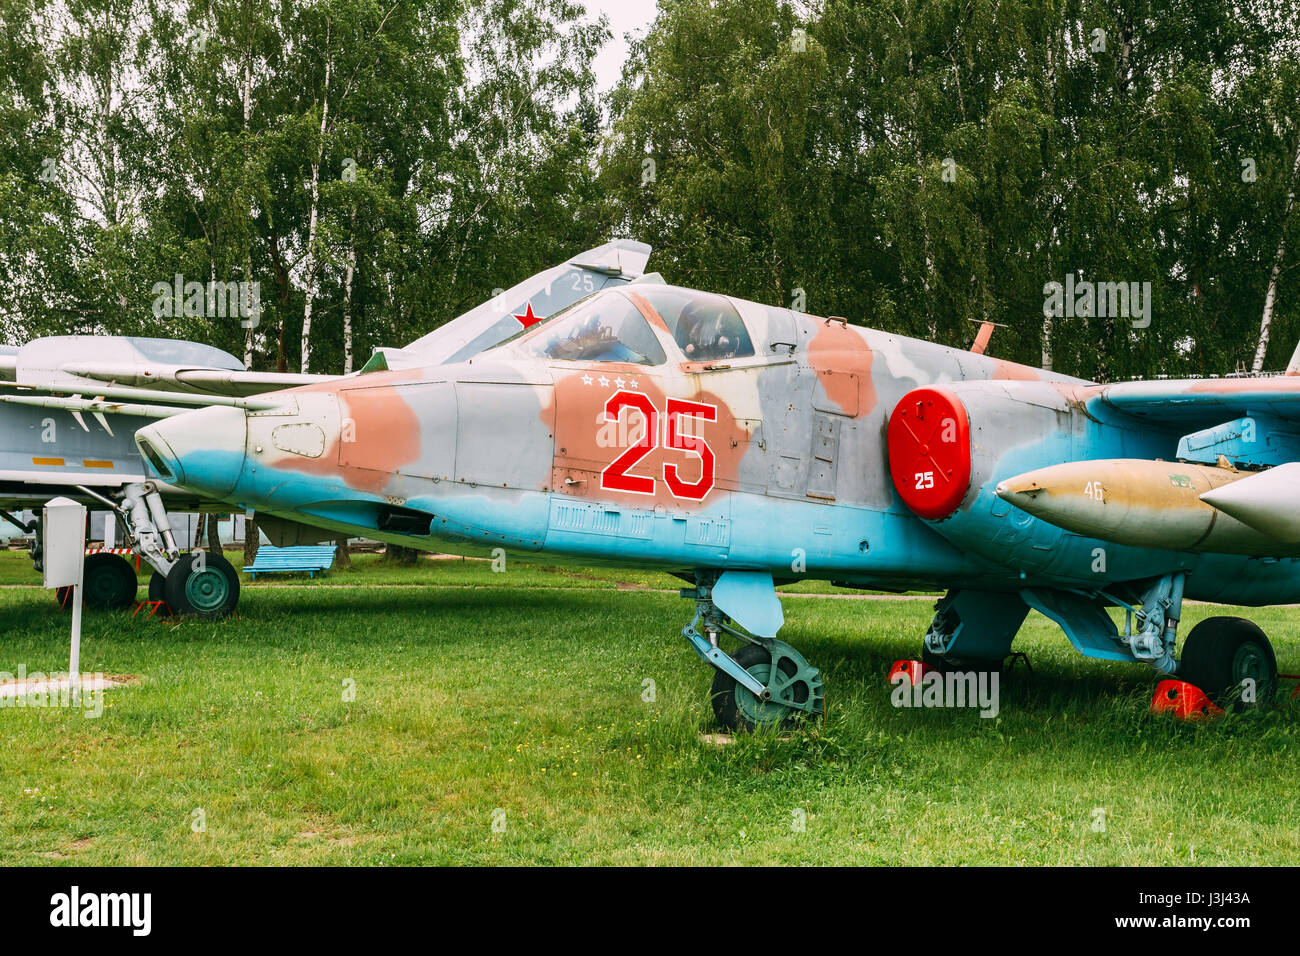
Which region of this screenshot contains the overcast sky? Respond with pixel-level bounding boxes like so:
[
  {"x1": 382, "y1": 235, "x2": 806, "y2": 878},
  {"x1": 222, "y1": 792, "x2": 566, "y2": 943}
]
[{"x1": 586, "y1": 0, "x2": 661, "y2": 92}]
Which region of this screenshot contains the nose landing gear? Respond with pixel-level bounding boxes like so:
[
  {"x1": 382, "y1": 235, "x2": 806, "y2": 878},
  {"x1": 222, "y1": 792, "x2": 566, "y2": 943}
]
[
  {"x1": 682, "y1": 573, "x2": 824, "y2": 732},
  {"x1": 709, "y1": 640, "x2": 825, "y2": 732},
  {"x1": 161, "y1": 551, "x2": 241, "y2": 619}
]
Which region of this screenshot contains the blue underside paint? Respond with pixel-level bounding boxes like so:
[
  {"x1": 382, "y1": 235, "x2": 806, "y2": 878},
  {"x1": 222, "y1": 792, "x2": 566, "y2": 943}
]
[
  {"x1": 1020, "y1": 588, "x2": 1132, "y2": 661},
  {"x1": 937, "y1": 590, "x2": 1031, "y2": 660},
  {"x1": 712, "y1": 570, "x2": 784, "y2": 638},
  {"x1": 178, "y1": 443, "x2": 1300, "y2": 609}
]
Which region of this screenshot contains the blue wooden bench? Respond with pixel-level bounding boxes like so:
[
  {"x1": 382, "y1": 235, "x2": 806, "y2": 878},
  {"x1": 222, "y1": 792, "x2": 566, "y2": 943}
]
[{"x1": 243, "y1": 545, "x2": 337, "y2": 579}]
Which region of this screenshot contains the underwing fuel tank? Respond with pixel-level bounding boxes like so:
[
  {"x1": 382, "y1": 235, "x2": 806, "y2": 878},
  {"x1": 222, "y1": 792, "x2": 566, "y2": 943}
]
[{"x1": 994, "y1": 459, "x2": 1300, "y2": 556}]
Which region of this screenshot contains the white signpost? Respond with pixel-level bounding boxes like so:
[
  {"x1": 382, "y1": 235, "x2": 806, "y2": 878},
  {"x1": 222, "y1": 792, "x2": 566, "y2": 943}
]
[{"x1": 42, "y1": 497, "x2": 87, "y2": 681}]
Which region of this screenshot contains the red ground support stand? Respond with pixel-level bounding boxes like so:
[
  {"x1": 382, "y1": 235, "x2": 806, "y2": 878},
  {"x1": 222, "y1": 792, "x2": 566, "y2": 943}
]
[
  {"x1": 133, "y1": 600, "x2": 171, "y2": 619},
  {"x1": 889, "y1": 659, "x2": 938, "y2": 686},
  {"x1": 1280, "y1": 673, "x2": 1300, "y2": 701},
  {"x1": 1150, "y1": 679, "x2": 1224, "y2": 721}
]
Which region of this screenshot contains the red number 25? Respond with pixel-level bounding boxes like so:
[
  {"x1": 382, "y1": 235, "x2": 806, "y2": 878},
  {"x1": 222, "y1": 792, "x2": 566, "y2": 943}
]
[{"x1": 599, "y1": 391, "x2": 716, "y2": 501}]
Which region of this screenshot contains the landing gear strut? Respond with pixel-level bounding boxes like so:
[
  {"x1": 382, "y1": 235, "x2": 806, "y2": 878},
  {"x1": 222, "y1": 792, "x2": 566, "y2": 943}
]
[
  {"x1": 35, "y1": 481, "x2": 241, "y2": 619},
  {"x1": 682, "y1": 574, "x2": 824, "y2": 732}
]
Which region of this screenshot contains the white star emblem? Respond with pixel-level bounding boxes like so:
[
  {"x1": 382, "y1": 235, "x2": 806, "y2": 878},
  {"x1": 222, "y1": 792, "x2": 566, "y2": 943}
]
[
  {"x1": 628, "y1": 378, "x2": 639, "y2": 388},
  {"x1": 598, "y1": 376, "x2": 610, "y2": 387},
  {"x1": 581, "y1": 374, "x2": 593, "y2": 386},
  {"x1": 614, "y1": 376, "x2": 625, "y2": 388}
]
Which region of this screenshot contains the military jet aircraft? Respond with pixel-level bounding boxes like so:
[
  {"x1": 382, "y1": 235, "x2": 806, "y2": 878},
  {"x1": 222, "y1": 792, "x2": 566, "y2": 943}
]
[
  {"x1": 1, "y1": 240, "x2": 651, "y2": 617},
  {"x1": 133, "y1": 277, "x2": 1298, "y2": 729}
]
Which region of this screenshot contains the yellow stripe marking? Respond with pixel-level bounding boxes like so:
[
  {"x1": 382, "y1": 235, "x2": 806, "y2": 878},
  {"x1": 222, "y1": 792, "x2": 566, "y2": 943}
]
[
  {"x1": 32, "y1": 457, "x2": 65, "y2": 466},
  {"x1": 82, "y1": 460, "x2": 114, "y2": 468}
]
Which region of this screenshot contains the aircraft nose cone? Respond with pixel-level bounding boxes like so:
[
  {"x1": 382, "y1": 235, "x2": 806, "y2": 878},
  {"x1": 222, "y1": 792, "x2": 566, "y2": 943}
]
[{"x1": 136, "y1": 405, "x2": 248, "y2": 499}]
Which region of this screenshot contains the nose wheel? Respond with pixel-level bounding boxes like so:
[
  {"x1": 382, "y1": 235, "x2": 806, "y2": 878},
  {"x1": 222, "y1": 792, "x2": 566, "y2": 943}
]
[
  {"x1": 163, "y1": 551, "x2": 240, "y2": 619},
  {"x1": 709, "y1": 641, "x2": 825, "y2": 732}
]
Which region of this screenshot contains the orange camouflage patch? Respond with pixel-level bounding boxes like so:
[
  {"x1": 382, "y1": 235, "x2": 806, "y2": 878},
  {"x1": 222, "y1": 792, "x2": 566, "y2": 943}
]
[
  {"x1": 544, "y1": 366, "x2": 749, "y2": 509},
  {"x1": 806, "y1": 320, "x2": 876, "y2": 417},
  {"x1": 270, "y1": 374, "x2": 422, "y2": 494}
]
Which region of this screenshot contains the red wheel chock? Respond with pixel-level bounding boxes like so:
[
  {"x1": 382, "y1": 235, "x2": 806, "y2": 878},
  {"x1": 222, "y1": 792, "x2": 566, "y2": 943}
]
[
  {"x1": 133, "y1": 600, "x2": 172, "y2": 619},
  {"x1": 889, "y1": 659, "x2": 938, "y2": 686},
  {"x1": 1280, "y1": 673, "x2": 1300, "y2": 701},
  {"x1": 1150, "y1": 679, "x2": 1224, "y2": 721}
]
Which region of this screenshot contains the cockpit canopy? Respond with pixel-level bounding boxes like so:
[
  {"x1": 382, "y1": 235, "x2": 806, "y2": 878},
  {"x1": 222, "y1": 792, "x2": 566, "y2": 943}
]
[
  {"x1": 633, "y1": 286, "x2": 754, "y2": 362},
  {"x1": 501, "y1": 284, "x2": 757, "y2": 366},
  {"x1": 520, "y1": 293, "x2": 666, "y2": 365}
]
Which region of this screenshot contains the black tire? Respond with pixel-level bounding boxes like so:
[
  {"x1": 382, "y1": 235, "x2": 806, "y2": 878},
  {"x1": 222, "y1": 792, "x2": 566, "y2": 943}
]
[
  {"x1": 163, "y1": 552, "x2": 239, "y2": 619},
  {"x1": 147, "y1": 570, "x2": 173, "y2": 616},
  {"x1": 57, "y1": 553, "x2": 137, "y2": 611},
  {"x1": 1178, "y1": 616, "x2": 1277, "y2": 712},
  {"x1": 712, "y1": 645, "x2": 774, "y2": 732},
  {"x1": 710, "y1": 643, "x2": 822, "y2": 732}
]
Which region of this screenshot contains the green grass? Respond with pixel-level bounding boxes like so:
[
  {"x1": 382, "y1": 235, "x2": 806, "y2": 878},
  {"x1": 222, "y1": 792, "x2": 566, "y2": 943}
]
[
  {"x1": 0, "y1": 547, "x2": 890, "y2": 593},
  {"x1": 0, "y1": 551, "x2": 1297, "y2": 865}
]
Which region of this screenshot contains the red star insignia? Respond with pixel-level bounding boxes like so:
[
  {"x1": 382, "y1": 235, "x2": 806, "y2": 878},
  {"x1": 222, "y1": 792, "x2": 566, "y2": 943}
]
[{"x1": 513, "y1": 302, "x2": 542, "y2": 328}]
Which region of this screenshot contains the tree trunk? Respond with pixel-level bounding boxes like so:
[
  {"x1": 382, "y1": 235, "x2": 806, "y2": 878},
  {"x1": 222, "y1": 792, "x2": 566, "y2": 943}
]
[
  {"x1": 267, "y1": 229, "x2": 292, "y2": 372},
  {"x1": 207, "y1": 514, "x2": 223, "y2": 555},
  {"x1": 300, "y1": 28, "x2": 332, "y2": 374},
  {"x1": 243, "y1": 517, "x2": 259, "y2": 565},
  {"x1": 243, "y1": 35, "x2": 256, "y2": 370},
  {"x1": 1252, "y1": 134, "x2": 1300, "y2": 373},
  {"x1": 382, "y1": 544, "x2": 419, "y2": 565},
  {"x1": 342, "y1": 227, "x2": 356, "y2": 373}
]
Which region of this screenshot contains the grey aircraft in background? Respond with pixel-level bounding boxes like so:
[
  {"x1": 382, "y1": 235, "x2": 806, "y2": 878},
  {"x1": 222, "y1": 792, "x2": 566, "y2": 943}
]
[{"x1": 0, "y1": 239, "x2": 652, "y2": 615}]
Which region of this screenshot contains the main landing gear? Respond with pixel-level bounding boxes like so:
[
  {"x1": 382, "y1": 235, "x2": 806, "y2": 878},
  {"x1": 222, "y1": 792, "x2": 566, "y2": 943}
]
[
  {"x1": 58, "y1": 551, "x2": 139, "y2": 611},
  {"x1": 28, "y1": 481, "x2": 241, "y2": 619},
  {"x1": 156, "y1": 551, "x2": 240, "y2": 619},
  {"x1": 917, "y1": 581, "x2": 1281, "y2": 718},
  {"x1": 1176, "y1": 616, "x2": 1278, "y2": 712},
  {"x1": 681, "y1": 571, "x2": 824, "y2": 732}
]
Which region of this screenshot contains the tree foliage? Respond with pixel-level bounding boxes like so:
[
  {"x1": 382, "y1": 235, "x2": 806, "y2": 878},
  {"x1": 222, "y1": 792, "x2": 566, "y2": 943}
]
[
  {"x1": 2, "y1": 0, "x2": 1299, "y2": 382},
  {"x1": 604, "y1": 0, "x2": 1300, "y2": 380}
]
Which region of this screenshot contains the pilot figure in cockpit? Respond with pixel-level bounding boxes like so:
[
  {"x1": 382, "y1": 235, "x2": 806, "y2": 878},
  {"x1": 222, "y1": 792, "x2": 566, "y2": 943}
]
[{"x1": 678, "y1": 302, "x2": 739, "y2": 361}]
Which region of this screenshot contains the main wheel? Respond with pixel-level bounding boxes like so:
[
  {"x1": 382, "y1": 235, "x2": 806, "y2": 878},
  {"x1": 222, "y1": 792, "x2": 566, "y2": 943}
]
[
  {"x1": 710, "y1": 641, "x2": 825, "y2": 732},
  {"x1": 163, "y1": 552, "x2": 239, "y2": 619},
  {"x1": 56, "y1": 552, "x2": 138, "y2": 611},
  {"x1": 1177, "y1": 616, "x2": 1277, "y2": 712}
]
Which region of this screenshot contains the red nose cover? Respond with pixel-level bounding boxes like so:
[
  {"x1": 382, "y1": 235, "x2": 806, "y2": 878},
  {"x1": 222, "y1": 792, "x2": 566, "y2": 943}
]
[{"x1": 887, "y1": 387, "x2": 972, "y2": 520}]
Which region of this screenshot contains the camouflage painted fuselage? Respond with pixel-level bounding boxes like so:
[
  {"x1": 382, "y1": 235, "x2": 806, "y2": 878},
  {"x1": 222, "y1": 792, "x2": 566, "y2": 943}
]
[{"x1": 136, "y1": 284, "x2": 1300, "y2": 607}]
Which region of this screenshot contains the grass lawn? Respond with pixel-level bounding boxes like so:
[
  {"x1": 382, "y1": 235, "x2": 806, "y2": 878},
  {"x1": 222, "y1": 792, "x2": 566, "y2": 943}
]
[{"x1": 0, "y1": 549, "x2": 1296, "y2": 866}]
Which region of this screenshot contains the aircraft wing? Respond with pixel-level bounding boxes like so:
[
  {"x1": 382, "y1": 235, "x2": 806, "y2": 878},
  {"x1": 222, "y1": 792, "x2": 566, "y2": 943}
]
[
  {"x1": 998, "y1": 375, "x2": 1300, "y2": 550},
  {"x1": 3, "y1": 335, "x2": 332, "y2": 397},
  {"x1": 1087, "y1": 377, "x2": 1300, "y2": 425},
  {"x1": 57, "y1": 364, "x2": 328, "y2": 397}
]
